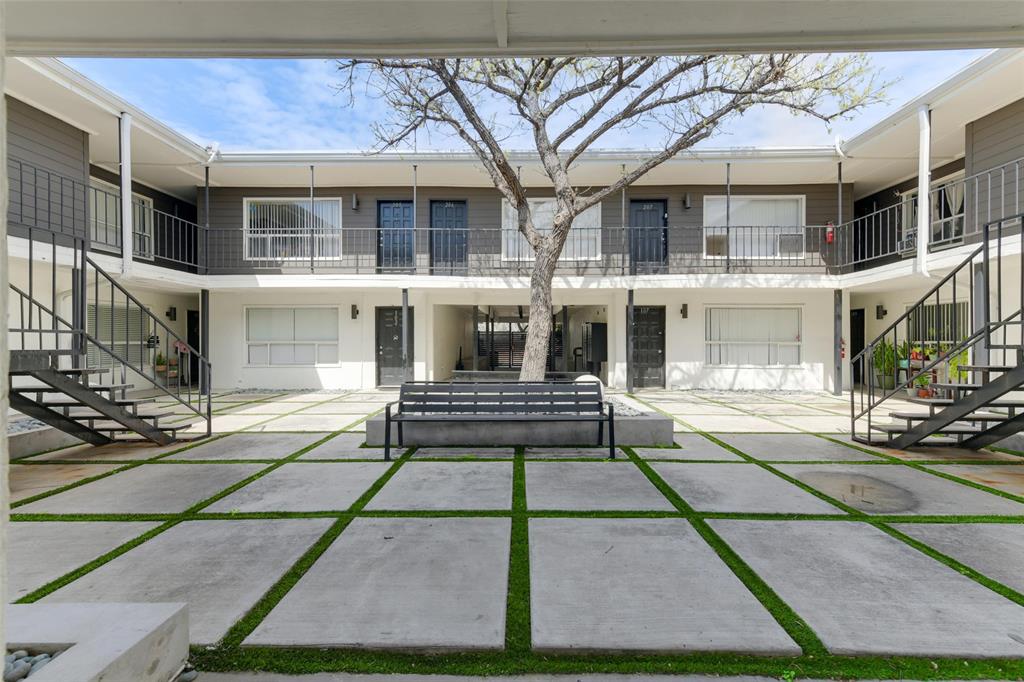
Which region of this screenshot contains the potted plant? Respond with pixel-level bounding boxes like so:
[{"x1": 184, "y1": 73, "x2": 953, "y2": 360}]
[
  {"x1": 872, "y1": 339, "x2": 898, "y2": 390},
  {"x1": 915, "y1": 372, "x2": 932, "y2": 398},
  {"x1": 154, "y1": 352, "x2": 167, "y2": 373}
]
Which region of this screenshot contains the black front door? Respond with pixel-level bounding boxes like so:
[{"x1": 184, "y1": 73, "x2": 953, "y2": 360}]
[
  {"x1": 629, "y1": 200, "x2": 668, "y2": 274},
  {"x1": 431, "y1": 200, "x2": 468, "y2": 273},
  {"x1": 376, "y1": 306, "x2": 414, "y2": 386},
  {"x1": 187, "y1": 309, "x2": 200, "y2": 386},
  {"x1": 378, "y1": 201, "x2": 414, "y2": 271},
  {"x1": 632, "y1": 305, "x2": 666, "y2": 388},
  {"x1": 851, "y1": 308, "x2": 866, "y2": 384}
]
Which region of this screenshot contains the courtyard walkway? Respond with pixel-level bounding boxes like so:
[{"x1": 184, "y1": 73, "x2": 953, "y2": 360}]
[{"x1": 8, "y1": 389, "x2": 1024, "y2": 677}]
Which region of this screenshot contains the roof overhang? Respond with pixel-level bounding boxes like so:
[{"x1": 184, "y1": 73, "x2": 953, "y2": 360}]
[{"x1": 6, "y1": 0, "x2": 1024, "y2": 58}]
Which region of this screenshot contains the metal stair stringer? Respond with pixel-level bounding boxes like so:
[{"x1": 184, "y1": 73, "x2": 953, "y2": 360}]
[
  {"x1": 30, "y1": 369, "x2": 176, "y2": 446},
  {"x1": 9, "y1": 391, "x2": 113, "y2": 446},
  {"x1": 888, "y1": 363, "x2": 1024, "y2": 450},
  {"x1": 961, "y1": 409, "x2": 1024, "y2": 449}
]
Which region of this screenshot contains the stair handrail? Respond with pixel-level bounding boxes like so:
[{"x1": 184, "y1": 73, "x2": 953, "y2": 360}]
[
  {"x1": 850, "y1": 211, "x2": 1024, "y2": 442},
  {"x1": 83, "y1": 255, "x2": 212, "y2": 435},
  {"x1": 9, "y1": 279, "x2": 213, "y2": 433}
]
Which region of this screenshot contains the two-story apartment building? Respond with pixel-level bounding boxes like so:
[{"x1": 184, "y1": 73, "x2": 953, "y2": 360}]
[{"x1": 5, "y1": 50, "x2": 1023, "y2": 416}]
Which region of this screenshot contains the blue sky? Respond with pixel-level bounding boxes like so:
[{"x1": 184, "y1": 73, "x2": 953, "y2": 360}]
[{"x1": 64, "y1": 51, "x2": 990, "y2": 152}]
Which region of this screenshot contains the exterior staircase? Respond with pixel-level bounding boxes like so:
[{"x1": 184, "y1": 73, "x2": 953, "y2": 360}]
[
  {"x1": 851, "y1": 213, "x2": 1024, "y2": 449},
  {"x1": 8, "y1": 230, "x2": 211, "y2": 445}
]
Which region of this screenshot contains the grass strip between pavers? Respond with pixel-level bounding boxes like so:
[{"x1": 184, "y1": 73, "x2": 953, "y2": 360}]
[
  {"x1": 505, "y1": 446, "x2": 531, "y2": 654},
  {"x1": 215, "y1": 445, "x2": 414, "y2": 648},
  {"x1": 622, "y1": 445, "x2": 828, "y2": 657}
]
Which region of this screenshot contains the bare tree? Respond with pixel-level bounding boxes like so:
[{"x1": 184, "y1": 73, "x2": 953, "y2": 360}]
[{"x1": 337, "y1": 55, "x2": 885, "y2": 381}]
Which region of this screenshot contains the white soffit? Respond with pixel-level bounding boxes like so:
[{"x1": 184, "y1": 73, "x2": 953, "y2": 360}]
[{"x1": 5, "y1": 0, "x2": 1024, "y2": 57}]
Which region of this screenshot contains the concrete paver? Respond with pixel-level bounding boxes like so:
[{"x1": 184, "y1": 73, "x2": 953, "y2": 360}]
[
  {"x1": 928, "y1": 464, "x2": 1024, "y2": 496},
  {"x1": 652, "y1": 463, "x2": 844, "y2": 514},
  {"x1": 777, "y1": 464, "x2": 1024, "y2": 515},
  {"x1": 716, "y1": 433, "x2": 883, "y2": 462},
  {"x1": 529, "y1": 518, "x2": 799, "y2": 653},
  {"x1": 16, "y1": 463, "x2": 263, "y2": 514},
  {"x1": 171, "y1": 433, "x2": 327, "y2": 460},
  {"x1": 892, "y1": 522, "x2": 1024, "y2": 595},
  {"x1": 43, "y1": 519, "x2": 332, "y2": 645},
  {"x1": 710, "y1": 519, "x2": 1024, "y2": 656},
  {"x1": 366, "y1": 462, "x2": 513, "y2": 510},
  {"x1": 10, "y1": 463, "x2": 122, "y2": 503},
  {"x1": 206, "y1": 462, "x2": 391, "y2": 512},
  {"x1": 7, "y1": 521, "x2": 160, "y2": 600},
  {"x1": 525, "y1": 462, "x2": 675, "y2": 511},
  {"x1": 246, "y1": 518, "x2": 511, "y2": 649}
]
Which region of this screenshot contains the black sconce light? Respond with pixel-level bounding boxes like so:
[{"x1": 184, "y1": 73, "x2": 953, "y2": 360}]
[
  {"x1": 351, "y1": 304, "x2": 360, "y2": 320},
  {"x1": 680, "y1": 304, "x2": 688, "y2": 319},
  {"x1": 351, "y1": 193, "x2": 360, "y2": 211},
  {"x1": 165, "y1": 306, "x2": 177, "y2": 321},
  {"x1": 876, "y1": 304, "x2": 887, "y2": 320},
  {"x1": 683, "y1": 193, "x2": 692, "y2": 210}
]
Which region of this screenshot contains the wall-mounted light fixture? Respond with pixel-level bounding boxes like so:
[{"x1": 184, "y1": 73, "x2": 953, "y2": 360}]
[
  {"x1": 165, "y1": 306, "x2": 177, "y2": 321},
  {"x1": 680, "y1": 303, "x2": 688, "y2": 319},
  {"x1": 683, "y1": 193, "x2": 692, "y2": 210},
  {"x1": 875, "y1": 304, "x2": 887, "y2": 320},
  {"x1": 351, "y1": 193, "x2": 360, "y2": 211},
  {"x1": 351, "y1": 304, "x2": 360, "y2": 320}
]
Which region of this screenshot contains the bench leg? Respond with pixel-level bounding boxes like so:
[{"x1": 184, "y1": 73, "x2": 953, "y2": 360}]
[
  {"x1": 608, "y1": 405, "x2": 616, "y2": 459},
  {"x1": 384, "y1": 408, "x2": 392, "y2": 462},
  {"x1": 398, "y1": 421, "x2": 404, "y2": 447},
  {"x1": 598, "y1": 420, "x2": 604, "y2": 446}
]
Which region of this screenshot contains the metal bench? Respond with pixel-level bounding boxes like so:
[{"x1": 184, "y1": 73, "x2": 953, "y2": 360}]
[{"x1": 383, "y1": 381, "x2": 615, "y2": 460}]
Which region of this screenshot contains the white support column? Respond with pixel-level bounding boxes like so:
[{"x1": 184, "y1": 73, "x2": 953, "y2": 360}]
[
  {"x1": 119, "y1": 111, "x2": 134, "y2": 275},
  {"x1": 916, "y1": 104, "x2": 931, "y2": 277},
  {"x1": 0, "y1": 2, "x2": 10, "y2": 647}
]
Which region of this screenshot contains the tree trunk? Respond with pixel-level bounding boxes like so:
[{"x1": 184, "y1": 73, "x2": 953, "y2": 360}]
[{"x1": 519, "y1": 244, "x2": 558, "y2": 381}]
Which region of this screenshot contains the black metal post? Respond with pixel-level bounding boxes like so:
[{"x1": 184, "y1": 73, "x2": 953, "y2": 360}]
[
  {"x1": 562, "y1": 305, "x2": 570, "y2": 372},
  {"x1": 626, "y1": 289, "x2": 635, "y2": 393},
  {"x1": 309, "y1": 165, "x2": 315, "y2": 273},
  {"x1": 402, "y1": 288, "x2": 410, "y2": 382},
  {"x1": 472, "y1": 305, "x2": 479, "y2": 372},
  {"x1": 725, "y1": 162, "x2": 731, "y2": 273},
  {"x1": 200, "y1": 288, "x2": 210, "y2": 393},
  {"x1": 834, "y1": 288, "x2": 843, "y2": 396}
]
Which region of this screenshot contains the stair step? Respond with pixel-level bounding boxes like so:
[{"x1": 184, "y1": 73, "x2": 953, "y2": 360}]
[
  {"x1": 13, "y1": 383, "x2": 134, "y2": 394},
  {"x1": 35, "y1": 397, "x2": 156, "y2": 409},
  {"x1": 870, "y1": 423, "x2": 982, "y2": 435},
  {"x1": 931, "y1": 382, "x2": 983, "y2": 391},
  {"x1": 9, "y1": 367, "x2": 109, "y2": 377},
  {"x1": 960, "y1": 364, "x2": 1017, "y2": 372},
  {"x1": 90, "y1": 422, "x2": 186, "y2": 433},
  {"x1": 68, "y1": 409, "x2": 175, "y2": 421},
  {"x1": 889, "y1": 410, "x2": 1009, "y2": 422},
  {"x1": 907, "y1": 397, "x2": 1024, "y2": 408}
]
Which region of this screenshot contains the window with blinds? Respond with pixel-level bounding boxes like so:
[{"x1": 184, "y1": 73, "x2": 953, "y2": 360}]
[
  {"x1": 705, "y1": 307, "x2": 802, "y2": 366},
  {"x1": 87, "y1": 303, "x2": 151, "y2": 367},
  {"x1": 501, "y1": 199, "x2": 602, "y2": 261},
  {"x1": 246, "y1": 307, "x2": 340, "y2": 366},
  {"x1": 243, "y1": 198, "x2": 343, "y2": 261},
  {"x1": 906, "y1": 301, "x2": 969, "y2": 345},
  {"x1": 703, "y1": 196, "x2": 805, "y2": 258}
]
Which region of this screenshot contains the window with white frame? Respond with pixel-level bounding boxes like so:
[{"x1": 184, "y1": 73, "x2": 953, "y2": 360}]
[
  {"x1": 88, "y1": 178, "x2": 154, "y2": 258},
  {"x1": 243, "y1": 198, "x2": 343, "y2": 261},
  {"x1": 246, "y1": 307, "x2": 340, "y2": 366},
  {"x1": 703, "y1": 196, "x2": 805, "y2": 259},
  {"x1": 705, "y1": 307, "x2": 802, "y2": 366},
  {"x1": 501, "y1": 198, "x2": 601, "y2": 261}
]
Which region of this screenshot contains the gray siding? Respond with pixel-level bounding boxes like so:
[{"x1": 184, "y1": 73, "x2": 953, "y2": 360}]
[
  {"x1": 966, "y1": 97, "x2": 1024, "y2": 176},
  {"x1": 6, "y1": 96, "x2": 90, "y2": 239},
  {"x1": 91, "y1": 165, "x2": 197, "y2": 222},
  {"x1": 853, "y1": 159, "x2": 964, "y2": 218},
  {"x1": 199, "y1": 182, "x2": 850, "y2": 274}
]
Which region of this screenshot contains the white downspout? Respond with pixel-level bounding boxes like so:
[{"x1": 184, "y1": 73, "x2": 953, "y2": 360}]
[
  {"x1": 119, "y1": 111, "x2": 134, "y2": 276},
  {"x1": 916, "y1": 105, "x2": 931, "y2": 278}
]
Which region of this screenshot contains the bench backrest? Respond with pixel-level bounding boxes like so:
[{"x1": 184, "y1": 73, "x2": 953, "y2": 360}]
[{"x1": 397, "y1": 381, "x2": 604, "y2": 415}]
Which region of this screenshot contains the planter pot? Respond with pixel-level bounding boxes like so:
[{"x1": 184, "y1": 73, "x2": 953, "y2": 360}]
[
  {"x1": 906, "y1": 387, "x2": 917, "y2": 398},
  {"x1": 874, "y1": 374, "x2": 896, "y2": 390},
  {"x1": 917, "y1": 388, "x2": 932, "y2": 398},
  {"x1": 155, "y1": 364, "x2": 167, "y2": 372}
]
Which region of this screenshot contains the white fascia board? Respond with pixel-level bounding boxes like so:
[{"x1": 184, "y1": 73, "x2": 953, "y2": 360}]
[
  {"x1": 212, "y1": 146, "x2": 838, "y2": 167},
  {"x1": 15, "y1": 57, "x2": 209, "y2": 163},
  {"x1": 840, "y1": 48, "x2": 1020, "y2": 155}
]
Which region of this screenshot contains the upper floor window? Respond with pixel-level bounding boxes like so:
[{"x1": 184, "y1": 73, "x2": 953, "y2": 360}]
[
  {"x1": 703, "y1": 195, "x2": 805, "y2": 259},
  {"x1": 706, "y1": 306, "x2": 802, "y2": 366},
  {"x1": 501, "y1": 198, "x2": 602, "y2": 261},
  {"x1": 88, "y1": 177, "x2": 154, "y2": 258},
  {"x1": 246, "y1": 306, "x2": 340, "y2": 366},
  {"x1": 243, "y1": 198, "x2": 343, "y2": 261}
]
